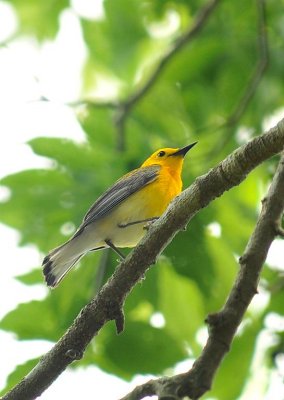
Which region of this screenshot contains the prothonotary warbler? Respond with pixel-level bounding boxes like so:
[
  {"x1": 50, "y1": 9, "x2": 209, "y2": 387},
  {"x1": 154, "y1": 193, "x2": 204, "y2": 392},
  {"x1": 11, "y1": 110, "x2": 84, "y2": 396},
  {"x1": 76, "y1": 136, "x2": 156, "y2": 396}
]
[{"x1": 43, "y1": 143, "x2": 197, "y2": 287}]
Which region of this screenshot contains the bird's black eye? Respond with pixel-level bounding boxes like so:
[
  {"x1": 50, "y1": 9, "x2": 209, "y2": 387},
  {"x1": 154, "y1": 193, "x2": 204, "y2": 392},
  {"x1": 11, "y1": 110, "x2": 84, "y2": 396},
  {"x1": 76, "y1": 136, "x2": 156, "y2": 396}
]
[{"x1": 157, "y1": 151, "x2": 166, "y2": 157}]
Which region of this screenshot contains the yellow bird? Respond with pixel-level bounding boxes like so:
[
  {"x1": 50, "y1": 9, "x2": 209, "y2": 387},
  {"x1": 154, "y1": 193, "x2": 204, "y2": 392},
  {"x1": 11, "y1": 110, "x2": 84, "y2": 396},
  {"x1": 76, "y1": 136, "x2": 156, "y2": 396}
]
[{"x1": 43, "y1": 143, "x2": 197, "y2": 287}]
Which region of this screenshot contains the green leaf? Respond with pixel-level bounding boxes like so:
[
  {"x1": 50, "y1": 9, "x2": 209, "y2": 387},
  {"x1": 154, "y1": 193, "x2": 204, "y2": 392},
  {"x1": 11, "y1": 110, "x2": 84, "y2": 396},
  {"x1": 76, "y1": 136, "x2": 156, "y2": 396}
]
[
  {"x1": 94, "y1": 321, "x2": 186, "y2": 379},
  {"x1": 268, "y1": 284, "x2": 284, "y2": 316},
  {"x1": 132, "y1": 81, "x2": 197, "y2": 147},
  {"x1": 28, "y1": 137, "x2": 125, "y2": 177},
  {"x1": 0, "y1": 254, "x2": 101, "y2": 341},
  {"x1": 157, "y1": 260, "x2": 205, "y2": 354},
  {"x1": 125, "y1": 263, "x2": 160, "y2": 313},
  {"x1": 78, "y1": 108, "x2": 117, "y2": 148},
  {"x1": 204, "y1": 234, "x2": 237, "y2": 311},
  {"x1": 29, "y1": 137, "x2": 125, "y2": 194},
  {"x1": 209, "y1": 318, "x2": 262, "y2": 399},
  {"x1": 81, "y1": 0, "x2": 149, "y2": 84},
  {"x1": 165, "y1": 212, "x2": 216, "y2": 296},
  {"x1": 8, "y1": 0, "x2": 68, "y2": 40},
  {"x1": 216, "y1": 168, "x2": 264, "y2": 254},
  {"x1": 0, "y1": 300, "x2": 57, "y2": 340},
  {"x1": 103, "y1": 0, "x2": 147, "y2": 48},
  {"x1": 16, "y1": 269, "x2": 43, "y2": 285},
  {"x1": 0, "y1": 169, "x2": 74, "y2": 250}
]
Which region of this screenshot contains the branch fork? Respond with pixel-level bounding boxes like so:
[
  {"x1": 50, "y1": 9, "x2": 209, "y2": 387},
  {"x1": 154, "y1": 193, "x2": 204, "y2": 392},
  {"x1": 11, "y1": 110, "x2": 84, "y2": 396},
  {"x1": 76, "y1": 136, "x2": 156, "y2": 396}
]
[{"x1": 3, "y1": 122, "x2": 284, "y2": 400}]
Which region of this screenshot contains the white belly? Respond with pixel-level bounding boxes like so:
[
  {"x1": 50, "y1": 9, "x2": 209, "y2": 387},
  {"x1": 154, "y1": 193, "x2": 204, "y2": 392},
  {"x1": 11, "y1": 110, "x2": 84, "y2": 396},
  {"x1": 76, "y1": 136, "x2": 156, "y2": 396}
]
[
  {"x1": 71, "y1": 177, "x2": 178, "y2": 253},
  {"x1": 72, "y1": 199, "x2": 158, "y2": 253},
  {"x1": 94, "y1": 196, "x2": 156, "y2": 248}
]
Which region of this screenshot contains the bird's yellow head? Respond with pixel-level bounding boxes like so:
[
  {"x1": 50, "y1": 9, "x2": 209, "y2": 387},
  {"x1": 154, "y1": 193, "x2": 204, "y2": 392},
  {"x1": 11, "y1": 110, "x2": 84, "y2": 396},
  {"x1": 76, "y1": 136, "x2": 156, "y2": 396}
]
[{"x1": 141, "y1": 143, "x2": 197, "y2": 174}]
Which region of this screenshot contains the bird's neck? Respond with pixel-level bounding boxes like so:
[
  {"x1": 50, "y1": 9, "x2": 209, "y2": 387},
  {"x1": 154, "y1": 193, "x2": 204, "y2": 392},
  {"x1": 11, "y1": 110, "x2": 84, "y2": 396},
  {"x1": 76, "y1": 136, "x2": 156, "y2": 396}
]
[{"x1": 163, "y1": 164, "x2": 183, "y2": 189}]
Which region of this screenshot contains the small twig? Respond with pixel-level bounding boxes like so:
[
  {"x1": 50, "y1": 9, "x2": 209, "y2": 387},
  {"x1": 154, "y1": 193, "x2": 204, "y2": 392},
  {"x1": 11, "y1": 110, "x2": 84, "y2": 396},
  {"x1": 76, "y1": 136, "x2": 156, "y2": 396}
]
[
  {"x1": 67, "y1": 98, "x2": 118, "y2": 109},
  {"x1": 121, "y1": 380, "x2": 157, "y2": 400}
]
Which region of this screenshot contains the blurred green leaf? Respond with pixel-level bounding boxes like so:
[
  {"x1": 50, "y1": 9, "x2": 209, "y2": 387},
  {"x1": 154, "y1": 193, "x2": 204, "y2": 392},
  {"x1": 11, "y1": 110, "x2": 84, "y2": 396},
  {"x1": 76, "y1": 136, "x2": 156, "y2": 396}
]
[
  {"x1": 157, "y1": 260, "x2": 205, "y2": 354},
  {"x1": 8, "y1": 0, "x2": 68, "y2": 40},
  {"x1": 204, "y1": 235, "x2": 237, "y2": 311},
  {"x1": 0, "y1": 300, "x2": 58, "y2": 341},
  {"x1": 216, "y1": 168, "x2": 264, "y2": 254},
  {"x1": 78, "y1": 108, "x2": 117, "y2": 148},
  {"x1": 16, "y1": 268, "x2": 43, "y2": 285},
  {"x1": 81, "y1": 0, "x2": 150, "y2": 86},
  {"x1": 93, "y1": 321, "x2": 186, "y2": 379},
  {"x1": 268, "y1": 285, "x2": 284, "y2": 316},
  {"x1": 0, "y1": 254, "x2": 101, "y2": 341},
  {"x1": 0, "y1": 169, "x2": 73, "y2": 251},
  {"x1": 165, "y1": 213, "x2": 216, "y2": 296},
  {"x1": 209, "y1": 318, "x2": 262, "y2": 399},
  {"x1": 125, "y1": 263, "x2": 160, "y2": 313}
]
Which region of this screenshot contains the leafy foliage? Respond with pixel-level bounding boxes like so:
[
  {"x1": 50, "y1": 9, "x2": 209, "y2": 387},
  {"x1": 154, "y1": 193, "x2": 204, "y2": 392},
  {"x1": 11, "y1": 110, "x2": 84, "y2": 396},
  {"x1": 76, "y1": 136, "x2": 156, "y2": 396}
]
[
  {"x1": 1, "y1": 0, "x2": 284, "y2": 398},
  {"x1": 8, "y1": 0, "x2": 69, "y2": 40}
]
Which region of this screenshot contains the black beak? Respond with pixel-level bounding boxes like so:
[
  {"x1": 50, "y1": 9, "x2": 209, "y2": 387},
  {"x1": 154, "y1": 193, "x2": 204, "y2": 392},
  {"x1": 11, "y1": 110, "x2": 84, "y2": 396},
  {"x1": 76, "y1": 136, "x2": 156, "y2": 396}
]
[{"x1": 171, "y1": 142, "x2": 198, "y2": 157}]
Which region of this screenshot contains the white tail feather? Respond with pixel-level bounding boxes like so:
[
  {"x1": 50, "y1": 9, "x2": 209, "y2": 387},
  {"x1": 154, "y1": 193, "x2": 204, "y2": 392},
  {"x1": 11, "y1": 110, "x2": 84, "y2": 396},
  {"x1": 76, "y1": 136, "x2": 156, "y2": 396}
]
[{"x1": 43, "y1": 240, "x2": 84, "y2": 287}]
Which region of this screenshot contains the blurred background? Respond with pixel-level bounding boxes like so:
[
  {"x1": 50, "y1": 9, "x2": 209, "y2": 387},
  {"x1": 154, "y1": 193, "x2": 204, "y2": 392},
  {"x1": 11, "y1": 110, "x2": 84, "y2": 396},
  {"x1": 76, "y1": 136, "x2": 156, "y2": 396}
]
[{"x1": 0, "y1": 0, "x2": 284, "y2": 399}]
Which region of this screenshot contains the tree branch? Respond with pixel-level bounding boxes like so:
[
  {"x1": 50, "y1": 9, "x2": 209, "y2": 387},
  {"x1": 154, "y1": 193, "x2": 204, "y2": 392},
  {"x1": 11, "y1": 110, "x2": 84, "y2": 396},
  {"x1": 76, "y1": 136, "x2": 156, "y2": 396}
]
[
  {"x1": 3, "y1": 119, "x2": 284, "y2": 400},
  {"x1": 121, "y1": 150, "x2": 284, "y2": 400}
]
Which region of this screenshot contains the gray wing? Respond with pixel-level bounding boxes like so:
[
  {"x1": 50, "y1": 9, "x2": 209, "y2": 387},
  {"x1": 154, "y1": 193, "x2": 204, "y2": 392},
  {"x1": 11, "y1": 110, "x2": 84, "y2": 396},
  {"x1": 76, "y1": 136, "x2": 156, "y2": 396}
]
[{"x1": 74, "y1": 165, "x2": 160, "y2": 235}]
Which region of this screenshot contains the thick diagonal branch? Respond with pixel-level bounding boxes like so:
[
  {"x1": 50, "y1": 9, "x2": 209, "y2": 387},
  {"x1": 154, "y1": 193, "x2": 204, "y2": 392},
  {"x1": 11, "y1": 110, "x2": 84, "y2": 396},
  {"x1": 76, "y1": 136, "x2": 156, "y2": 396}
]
[
  {"x1": 121, "y1": 152, "x2": 284, "y2": 400},
  {"x1": 3, "y1": 119, "x2": 284, "y2": 400}
]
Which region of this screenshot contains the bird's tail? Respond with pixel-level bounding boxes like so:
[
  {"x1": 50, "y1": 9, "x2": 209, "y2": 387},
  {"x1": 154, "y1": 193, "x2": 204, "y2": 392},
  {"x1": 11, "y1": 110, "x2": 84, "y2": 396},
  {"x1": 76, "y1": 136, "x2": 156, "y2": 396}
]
[{"x1": 42, "y1": 240, "x2": 84, "y2": 287}]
